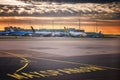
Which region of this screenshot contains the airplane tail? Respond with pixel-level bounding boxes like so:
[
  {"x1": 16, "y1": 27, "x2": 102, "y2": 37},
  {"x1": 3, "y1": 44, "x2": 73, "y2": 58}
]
[
  {"x1": 98, "y1": 31, "x2": 102, "y2": 34},
  {"x1": 31, "y1": 26, "x2": 35, "y2": 33},
  {"x1": 9, "y1": 26, "x2": 14, "y2": 32},
  {"x1": 64, "y1": 27, "x2": 68, "y2": 32}
]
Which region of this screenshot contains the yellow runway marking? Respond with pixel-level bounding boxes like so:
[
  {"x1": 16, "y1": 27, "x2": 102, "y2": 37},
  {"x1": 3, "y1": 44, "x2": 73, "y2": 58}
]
[
  {"x1": 7, "y1": 66, "x2": 106, "y2": 80},
  {"x1": 31, "y1": 57, "x2": 120, "y2": 70},
  {"x1": 4, "y1": 52, "x2": 30, "y2": 73},
  {"x1": 4, "y1": 51, "x2": 120, "y2": 72}
]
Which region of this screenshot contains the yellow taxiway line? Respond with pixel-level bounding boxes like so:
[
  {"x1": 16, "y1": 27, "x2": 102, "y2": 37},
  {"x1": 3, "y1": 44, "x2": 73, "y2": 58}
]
[
  {"x1": 4, "y1": 52, "x2": 30, "y2": 73},
  {"x1": 31, "y1": 57, "x2": 120, "y2": 70},
  {"x1": 4, "y1": 51, "x2": 120, "y2": 72}
]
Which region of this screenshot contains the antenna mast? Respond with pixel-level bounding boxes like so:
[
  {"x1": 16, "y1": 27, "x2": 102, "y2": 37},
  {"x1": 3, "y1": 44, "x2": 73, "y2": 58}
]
[
  {"x1": 79, "y1": 19, "x2": 80, "y2": 30},
  {"x1": 96, "y1": 21, "x2": 98, "y2": 33}
]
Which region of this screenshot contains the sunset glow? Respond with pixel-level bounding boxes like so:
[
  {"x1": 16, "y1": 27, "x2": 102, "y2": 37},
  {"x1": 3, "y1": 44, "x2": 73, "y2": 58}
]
[{"x1": 0, "y1": 0, "x2": 119, "y2": 34}]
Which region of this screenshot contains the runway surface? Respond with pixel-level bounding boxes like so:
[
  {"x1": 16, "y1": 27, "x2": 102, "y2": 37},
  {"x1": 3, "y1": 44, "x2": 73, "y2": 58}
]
[{"x1": 0, "y1": 38, "x2": 120, "y2": 80}]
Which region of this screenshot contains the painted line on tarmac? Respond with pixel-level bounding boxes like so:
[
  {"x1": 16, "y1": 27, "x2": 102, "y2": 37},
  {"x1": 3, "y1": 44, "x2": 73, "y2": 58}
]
[
  {"x1": 4, "y1": 52, "x2": 30, "y2": 73},
  {"x1": 31, "y1": 57, "x2": 120, "y2": 71},
  {"x1": 4, "y1": 52, "x2": 120, "y2": 71}
]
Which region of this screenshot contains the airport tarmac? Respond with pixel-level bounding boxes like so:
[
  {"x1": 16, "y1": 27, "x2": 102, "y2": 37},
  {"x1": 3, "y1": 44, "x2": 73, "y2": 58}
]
[{"x1": 0, "y1": 38, "x2": 120, "y2": 80}]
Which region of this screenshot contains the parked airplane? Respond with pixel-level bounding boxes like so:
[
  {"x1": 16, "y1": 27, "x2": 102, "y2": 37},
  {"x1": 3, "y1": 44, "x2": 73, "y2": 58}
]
[
  {"x1": 8, "y1": 26, "x2": 33, "y2": 36},
  {"x1": 51, "y1": 30, "x2": 66, "y2": 37},
  {"x1": 64, "y1": 27, "x2": 87, "y2": 37},
  {"x1": 69, "y1": 30, "x2": 87, "y2": 37},
  {"x1": 86, "y1": 31, "x2": 104, "y2": 38},
  {"x1": 31, "y1": 26, "x2": 52, "y2": 37},
  {"x1": 0, "y1": 31, "x2": 10, "y2": 36}
]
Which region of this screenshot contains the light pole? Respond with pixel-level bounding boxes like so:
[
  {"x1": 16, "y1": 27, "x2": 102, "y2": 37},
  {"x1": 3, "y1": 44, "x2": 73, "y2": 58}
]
[{"x1": 79, "y1": 19, "x2": 80, "y2": 30}]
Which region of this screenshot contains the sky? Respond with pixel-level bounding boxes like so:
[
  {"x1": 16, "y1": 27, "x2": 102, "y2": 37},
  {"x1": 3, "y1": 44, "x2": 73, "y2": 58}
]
[{"x1": 0, "y1": 0, "x2": 120, "y2": 34}]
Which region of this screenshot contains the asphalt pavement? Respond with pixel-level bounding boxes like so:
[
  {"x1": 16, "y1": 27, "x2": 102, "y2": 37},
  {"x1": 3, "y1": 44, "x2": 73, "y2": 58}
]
[{"x1": 0, "y1": 38, "x2": 120, "y2": 80}]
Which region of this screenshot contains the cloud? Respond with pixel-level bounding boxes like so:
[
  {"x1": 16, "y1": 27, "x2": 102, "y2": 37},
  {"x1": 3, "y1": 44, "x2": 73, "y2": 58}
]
[
  {"x1": 0, "y1": 0, "x2": 29, "y2": 5},
  {"x1": 18, "y1": 0, "x2": 120, "y2": 3},
  {"x1": 0, "y1": 0, "x2": 119, "y2": 20}
]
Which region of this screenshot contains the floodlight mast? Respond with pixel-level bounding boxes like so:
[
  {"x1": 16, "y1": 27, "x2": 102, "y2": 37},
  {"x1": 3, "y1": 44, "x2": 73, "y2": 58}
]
[{"x1": 79, "y1": 19, "x2": 80, "y2": 30}]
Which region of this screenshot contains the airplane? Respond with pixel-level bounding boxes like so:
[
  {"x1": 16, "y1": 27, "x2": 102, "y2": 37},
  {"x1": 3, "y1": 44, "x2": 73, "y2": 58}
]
[
  {"x1": 8, "y1": 26, "x2": 33, "y2": 36},
  {"x1": 51, "y1": 30, "x2": 66, "y2": 37},
  {"x1": 69, "y1": 30, "x2": 87, "y2": 37},
  {"x1": 64, "y1": 27, "x2": 87, "y2": 37},
  {"x1": 0, "y1": 31, "x2": 3, "y2": 36},
  {"x1": 31, "y1": 26, "x2": 52, "y2": 37},
  {"x1": 0, "y1": 31, "x2": 10, "y2": 36},
  {"x1": 86, "y1": 31, "x2": 104, "y2": 38}
]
